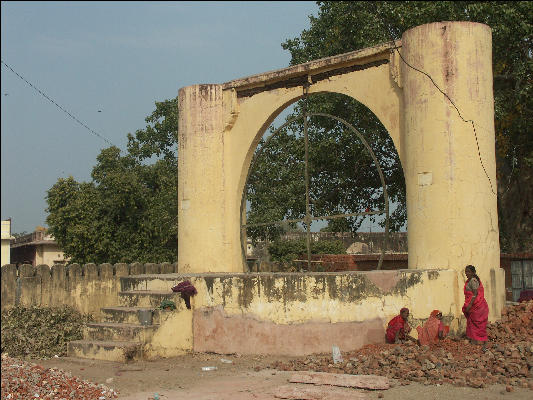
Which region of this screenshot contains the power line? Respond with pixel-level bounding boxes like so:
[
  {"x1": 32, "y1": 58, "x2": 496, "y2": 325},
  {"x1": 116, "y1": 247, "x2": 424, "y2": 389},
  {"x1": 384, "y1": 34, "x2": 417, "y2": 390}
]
[
  {"x1": 1, "y1": 60, "x2": 117, "y2": 147},
  {"x1": 373, "y1": 8, "x2": 496, "y2": 196}
]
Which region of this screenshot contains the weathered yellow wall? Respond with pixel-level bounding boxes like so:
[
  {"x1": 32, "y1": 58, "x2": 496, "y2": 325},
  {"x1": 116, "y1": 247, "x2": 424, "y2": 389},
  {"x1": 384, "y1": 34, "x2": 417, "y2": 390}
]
[
  {"x1": 190, "y1": 271, "x2": 458, "y2": 325},
  {"x1": 126, "y1": 269, "x2": 463, "y2": 356},
  {"x1": 0, "y1": 262, "x2": 178, "y2": 316},
  {"x1": 177, "y1": 21, "x2": 503, "y2": 318},
  {"x1": 3, "y1": 265, "x2": 497, "y2": 358},
  {"x1": 145, "y1": 307, "x2": 193, "y2": 358}
]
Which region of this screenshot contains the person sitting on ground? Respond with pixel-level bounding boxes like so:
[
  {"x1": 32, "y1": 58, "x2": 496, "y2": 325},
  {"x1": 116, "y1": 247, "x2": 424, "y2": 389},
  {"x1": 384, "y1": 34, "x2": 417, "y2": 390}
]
[
  {"x1": 386, "y1": 308, "x2": 415, "y2": 344},
  {"x1": 416, "y1": 310, "x2": 450, "y2": 346}
]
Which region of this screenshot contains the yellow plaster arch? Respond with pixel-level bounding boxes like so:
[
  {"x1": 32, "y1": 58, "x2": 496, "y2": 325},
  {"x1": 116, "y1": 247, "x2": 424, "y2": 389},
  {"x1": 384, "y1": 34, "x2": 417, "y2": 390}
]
[{"x1": 177, "y1": 21, "x2": 504, "y2": 320}]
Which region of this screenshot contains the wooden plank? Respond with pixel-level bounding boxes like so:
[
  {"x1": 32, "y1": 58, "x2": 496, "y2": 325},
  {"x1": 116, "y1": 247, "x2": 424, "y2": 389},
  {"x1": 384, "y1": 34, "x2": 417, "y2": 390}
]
[{"x1": 274, "y1": 384, "x2": 368, "y2": 400}]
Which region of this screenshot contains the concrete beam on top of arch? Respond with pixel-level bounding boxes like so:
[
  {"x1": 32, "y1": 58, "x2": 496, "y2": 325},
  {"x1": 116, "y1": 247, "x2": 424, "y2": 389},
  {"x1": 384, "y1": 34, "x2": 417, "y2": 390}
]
[{"x1": 221, "y1": 40, "x2": 402, "y2": 97}]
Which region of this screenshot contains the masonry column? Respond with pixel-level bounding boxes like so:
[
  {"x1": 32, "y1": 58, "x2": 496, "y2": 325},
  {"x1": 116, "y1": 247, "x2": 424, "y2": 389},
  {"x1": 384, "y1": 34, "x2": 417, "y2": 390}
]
[
  {"x1": 178, "y1": 84, "x2": 236, "y2": 273},
  {"x1": 402, "y1": 22, "x2": 503, "y2": 319}
]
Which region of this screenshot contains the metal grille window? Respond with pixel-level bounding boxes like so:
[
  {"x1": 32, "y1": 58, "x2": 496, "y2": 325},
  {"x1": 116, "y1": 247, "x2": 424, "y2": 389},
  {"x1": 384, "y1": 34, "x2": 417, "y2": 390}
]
[
  {"x1": 240, "y1": 87, "x2": 390, "y2": 270},
  {"x1": 512, "y1": 260, "x2": 533, "y2": 301}
]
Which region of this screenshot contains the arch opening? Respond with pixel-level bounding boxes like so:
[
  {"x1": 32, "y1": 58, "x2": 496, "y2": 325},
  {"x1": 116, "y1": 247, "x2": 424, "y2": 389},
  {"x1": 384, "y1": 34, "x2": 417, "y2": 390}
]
[{"x1": 241, "y1": 91, "x2": 406, "y2": 272}]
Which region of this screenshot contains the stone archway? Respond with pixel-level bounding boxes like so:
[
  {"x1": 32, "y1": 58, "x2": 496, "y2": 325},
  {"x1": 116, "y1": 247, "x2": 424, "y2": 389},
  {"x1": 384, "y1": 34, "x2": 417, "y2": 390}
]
[{"x1": 177, "y1": 21, "x2": 504, "y2": 319}]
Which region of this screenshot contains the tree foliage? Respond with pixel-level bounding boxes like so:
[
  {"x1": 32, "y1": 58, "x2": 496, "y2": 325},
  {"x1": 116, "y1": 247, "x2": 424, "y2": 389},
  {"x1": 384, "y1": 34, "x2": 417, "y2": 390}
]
[
  {"x1": 1, "y1": 306, "x2": 92, "y2": 358},
  {"x1": 46, "y1": 98, "x2": 179, "y2": 264},
  {"x1": 268, "y1": 239, "x2": 345, "y2": 263},
  {"x1": 45, "y1": 3, "x2": 532, "y2": 261},
  {"x1": 247, "y1": 1, "x2": 532, "y2": 251}
]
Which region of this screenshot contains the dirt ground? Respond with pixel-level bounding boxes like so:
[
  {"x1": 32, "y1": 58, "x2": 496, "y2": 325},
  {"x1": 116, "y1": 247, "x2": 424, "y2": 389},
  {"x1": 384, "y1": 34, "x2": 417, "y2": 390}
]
[{"x1": 34, "y1": 352, "x2": 533, "y2": 400}]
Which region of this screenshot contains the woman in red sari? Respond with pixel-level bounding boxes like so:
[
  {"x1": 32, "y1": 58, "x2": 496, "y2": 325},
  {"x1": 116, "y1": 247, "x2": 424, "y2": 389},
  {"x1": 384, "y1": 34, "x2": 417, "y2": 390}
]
[
  {"x1": 386, "y1": 308, "x2": 413, "y2": 344},
  {"x1": 416, "y1": 310, "x2": 450, "y2": 346},
  {"x1": 462, "y1": 265, "x2": 489, "y2": 348}
]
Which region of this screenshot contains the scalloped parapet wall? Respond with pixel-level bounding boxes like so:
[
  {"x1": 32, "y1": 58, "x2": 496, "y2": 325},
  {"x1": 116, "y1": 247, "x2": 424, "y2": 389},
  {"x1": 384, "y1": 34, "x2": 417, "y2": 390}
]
[{"x1": 0, "y1": 262, "x2": 178, "y2": 316}]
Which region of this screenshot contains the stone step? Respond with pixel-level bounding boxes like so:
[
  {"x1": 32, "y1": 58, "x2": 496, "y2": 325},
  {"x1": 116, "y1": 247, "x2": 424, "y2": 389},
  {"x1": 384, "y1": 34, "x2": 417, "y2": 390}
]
[
  {"x1": 118, "y1": 290, "x2": 182, "y2": 308},
  {"x1": 84, "y1": 322, "x2": 159, "y2": 342},
  {"x1": 67, "y1": 340, "x2": 142, "y2": 362},
  {"x1": 101, "y1": 306, "x2": 162, "y2": 324}
]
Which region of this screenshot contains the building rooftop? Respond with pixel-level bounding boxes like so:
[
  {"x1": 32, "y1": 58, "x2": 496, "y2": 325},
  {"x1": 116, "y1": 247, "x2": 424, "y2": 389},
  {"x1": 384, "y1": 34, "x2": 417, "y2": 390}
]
[{"x1": 10, "y1": 230, "x2": 57, "y2": 248}]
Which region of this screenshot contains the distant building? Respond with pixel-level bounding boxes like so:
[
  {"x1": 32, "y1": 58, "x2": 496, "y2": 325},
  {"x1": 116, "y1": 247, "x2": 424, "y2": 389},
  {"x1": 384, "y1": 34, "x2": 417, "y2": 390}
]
[
  {"x1": 10, "y1": 226, "x2": 70, "y2": 266},
  {"x1": 1, "y1": 219, "x2": 15, "y2": 266}
]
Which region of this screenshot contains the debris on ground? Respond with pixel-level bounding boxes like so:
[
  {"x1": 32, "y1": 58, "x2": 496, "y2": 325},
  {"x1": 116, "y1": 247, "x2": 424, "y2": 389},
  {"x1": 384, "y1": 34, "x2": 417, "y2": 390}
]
[
  {"x1": 1, "y1": 354, "x2": 118, "y2": 399},
  {"x1": 1, "y1": 306, "x2": 93, "y2": 359},
  {"x1": 271, "y1": 301, "x2": 533, "y2": 389}
]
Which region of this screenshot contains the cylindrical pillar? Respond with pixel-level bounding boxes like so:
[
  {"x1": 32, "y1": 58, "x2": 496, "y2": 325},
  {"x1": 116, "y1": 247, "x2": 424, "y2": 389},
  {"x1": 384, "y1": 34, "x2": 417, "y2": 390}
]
[
  {"x1": 402, "y1": 22, "x2": 503, "y2": 319},
  {"x1": 178, "y1": 84, "x2": 237, "y2": 273}
]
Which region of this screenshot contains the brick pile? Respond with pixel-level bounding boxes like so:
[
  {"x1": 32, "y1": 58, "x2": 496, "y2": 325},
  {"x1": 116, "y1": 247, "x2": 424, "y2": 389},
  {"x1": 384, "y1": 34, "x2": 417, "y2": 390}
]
[
  {"x1": 272, "y1": 301, "x2": 533, "y2": 389},
  {"x1": 488, "y1": 300, "x2": 533, "y2": 342},
  {"x1": 1, "y1": 355, "x2": 118, "y2": 400}
]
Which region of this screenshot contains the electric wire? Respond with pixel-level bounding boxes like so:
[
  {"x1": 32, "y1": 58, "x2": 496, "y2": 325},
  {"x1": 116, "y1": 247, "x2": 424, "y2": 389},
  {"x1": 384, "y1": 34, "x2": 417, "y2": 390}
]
[
  {"x1": 373, "y1": 8, "x2": 496, "y2": 195},
  {"x1": 1, "y1": 60, "x2": 117, "y2": 147}
]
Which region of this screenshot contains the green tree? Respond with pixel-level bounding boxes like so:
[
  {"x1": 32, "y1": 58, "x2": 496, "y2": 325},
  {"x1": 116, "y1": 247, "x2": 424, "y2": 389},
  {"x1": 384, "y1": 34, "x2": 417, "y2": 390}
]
[
  {"x1": 46, "y1": 98, "x2": 179, "y2": 264},
  {"x1": 247, "y1": 1, "x2": 532, "y2": 252},
  {"x1": 268, "y1": 238, "x2": 345, "y2": 263}
]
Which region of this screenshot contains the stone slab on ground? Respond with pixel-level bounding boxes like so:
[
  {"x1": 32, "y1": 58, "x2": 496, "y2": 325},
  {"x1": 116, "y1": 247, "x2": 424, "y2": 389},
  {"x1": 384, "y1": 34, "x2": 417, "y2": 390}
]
[
  {"x1": 274, "y1": 384, "x2": 368, "y2": 399},
  {"x1": 289, "y1": 371, "x2": 390, "y2": 390}
]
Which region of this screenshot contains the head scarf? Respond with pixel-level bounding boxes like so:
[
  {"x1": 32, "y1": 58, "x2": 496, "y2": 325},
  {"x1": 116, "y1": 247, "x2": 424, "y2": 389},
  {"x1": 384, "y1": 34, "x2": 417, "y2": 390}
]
[
  {"x1": 430, "y1": 310, "x2": 441, "y2": 318},
  {"x1": 400, "y1": 307, "x2": 409, "y2": 314}
]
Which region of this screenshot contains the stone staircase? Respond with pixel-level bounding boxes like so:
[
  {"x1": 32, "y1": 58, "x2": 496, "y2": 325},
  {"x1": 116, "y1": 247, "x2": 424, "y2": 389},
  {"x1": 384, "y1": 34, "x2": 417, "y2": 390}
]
[{"x1": 68, "y1": 276, "x2": 185, "y2": 362}]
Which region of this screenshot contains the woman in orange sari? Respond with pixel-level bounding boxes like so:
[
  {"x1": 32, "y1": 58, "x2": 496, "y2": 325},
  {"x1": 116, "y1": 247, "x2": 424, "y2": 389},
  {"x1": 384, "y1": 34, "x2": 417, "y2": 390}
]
[{"x1": 416, "y1": 310, "x2": 450, "y2": 345}]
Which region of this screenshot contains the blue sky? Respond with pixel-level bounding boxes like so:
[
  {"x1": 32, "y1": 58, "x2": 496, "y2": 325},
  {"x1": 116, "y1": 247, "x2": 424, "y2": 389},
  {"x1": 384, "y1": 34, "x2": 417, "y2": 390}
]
[{"x1": 1, "y1": 1, "x2": 320, "y2": 234}]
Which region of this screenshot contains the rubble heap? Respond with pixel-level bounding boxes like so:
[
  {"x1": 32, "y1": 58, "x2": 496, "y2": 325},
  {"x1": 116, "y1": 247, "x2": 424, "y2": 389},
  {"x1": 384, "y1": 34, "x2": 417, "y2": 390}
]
[
  {"x1": 0, "y1": 355, "x2": 118, "y2": 400},
  {"x1": 487, "y1": 300, "x2": 533, "y2": 342},
  {"x1": 272, "y1": 301, "x2": 533, "y2": 389}
]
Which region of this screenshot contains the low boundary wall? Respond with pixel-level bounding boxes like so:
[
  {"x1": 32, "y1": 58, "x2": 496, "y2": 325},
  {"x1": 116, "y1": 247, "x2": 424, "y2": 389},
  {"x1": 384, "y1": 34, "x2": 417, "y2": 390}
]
[
  {"x1": 123, "y1": 268, "x2": 467, "y2": 356},
  {"x1": 3, "y1": 265, "x2": 502, "y2": 356},
  {"x1": 1, "y1": 263, "x2": 178, "y2": 316}
]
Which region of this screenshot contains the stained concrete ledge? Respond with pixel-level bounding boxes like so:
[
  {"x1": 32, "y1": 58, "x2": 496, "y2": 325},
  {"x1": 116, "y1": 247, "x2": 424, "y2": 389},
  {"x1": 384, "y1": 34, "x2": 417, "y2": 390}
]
[
  {"x1": 122, "y1": 269, "x2": 446, "y2": 302},
  {"x1": 221, "y1": 40, "x2": 401, "y2": 91}
]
